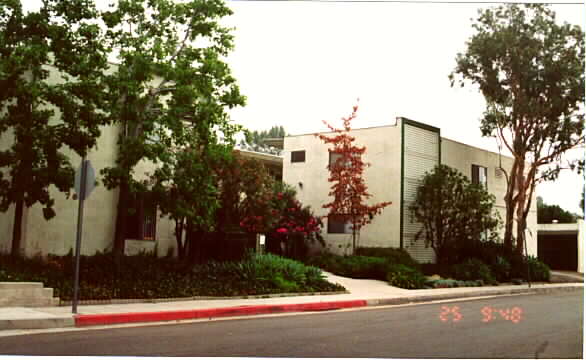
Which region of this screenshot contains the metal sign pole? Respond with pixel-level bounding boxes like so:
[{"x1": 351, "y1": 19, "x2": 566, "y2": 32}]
[{"x1": 72, "y1": 157, "x2": 88, "y2": 314}]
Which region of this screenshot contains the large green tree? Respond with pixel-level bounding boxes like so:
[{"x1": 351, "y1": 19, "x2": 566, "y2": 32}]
[
  {"x1": 410, "y1": 165, "x2": 500, "y2": 265},
  {"x1": 99, "y1": 0, "x2": 245, "y2": 256},
  {"x1": 451, "y1": 4, "x2": 585, "y2": 254},
  {"x1": 0, "y1": 0, "x2": 109, "y2": 256}
]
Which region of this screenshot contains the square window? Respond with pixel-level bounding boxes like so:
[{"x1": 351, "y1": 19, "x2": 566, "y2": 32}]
[
  {"x1": 327, "y1": 214, "x2": 352, "y2": 234},
  {"x1": 291, "y1": 150, "x2": 305, "y2": 163}
]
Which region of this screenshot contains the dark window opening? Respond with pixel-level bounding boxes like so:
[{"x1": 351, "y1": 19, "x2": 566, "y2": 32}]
[
  {"x1": 125, "y1": 192, "x2": 157, "y2": 241},
  {"x1": 328, "y1": 214, "x2": 351, "y2": 234},
  {"x1": 291, "y1": 150, "x2": 306, "y2": 163},
  {"x1": 329, "y1": 151, "x2": 357, "y2": 168},
  {"x1": 472, "y1": 164, "x2": 488, "y2": 188}
]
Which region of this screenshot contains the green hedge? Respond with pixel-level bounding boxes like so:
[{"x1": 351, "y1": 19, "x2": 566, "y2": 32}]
[
  {"x1": 306, "y1": 252, "x2": 426, "y2": 289},
  {"x1": 0, "y1": 253, "x2": 344, "y2": 300},
  {"x1": 386, "y1": 264, "x2": 427, "y2": 289},
  {"x1": 355, "y1": 247, "x2": 420, "y2": 270},
  {"x1": 450, "y1": 258, "x2": 497, "y2": 285},
  {"x1": 306, "y1": 254, "x2": 389, "y2": 280}
]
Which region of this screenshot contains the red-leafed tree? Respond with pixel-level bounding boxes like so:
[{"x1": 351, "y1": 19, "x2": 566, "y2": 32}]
[{"x1": 316, "y1": 104, "x2": 392, "y2": 254}]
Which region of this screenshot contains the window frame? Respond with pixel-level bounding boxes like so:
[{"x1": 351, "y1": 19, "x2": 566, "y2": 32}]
[
  {"x1": 125, "y1": 192, "x2": 157, "y2": 241},
  {"x1": 327, "y1": 214, "x2": 352, "y2": 234},
  {"x1": 471, "y1": 164, "x2": 488, "y2": 188},
  {"x1": 291, "y1": 150, "x2": 306, "y2": 163}
]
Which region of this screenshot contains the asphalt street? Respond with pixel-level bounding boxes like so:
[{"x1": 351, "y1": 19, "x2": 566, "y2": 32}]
[{"x1": 0, "y1": 289, "x2": 582, "y2": 358}]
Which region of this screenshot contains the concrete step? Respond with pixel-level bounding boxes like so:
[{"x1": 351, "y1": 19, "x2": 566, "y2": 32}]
[
  {"x1": 0, "y1": 307, "x2": 73, "y2": 330},
  {"x1": 0, "y1": 282, "x2": 60, "y2": 307},
  {"x1": 0, "y1": 282, "x2": 43, "y2": 289}
]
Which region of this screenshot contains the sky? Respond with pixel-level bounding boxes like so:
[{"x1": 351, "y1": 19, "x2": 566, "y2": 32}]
[
  {"x1": 222, "y1": 0, "x2": 585, "y2": 214},
  {"x1": 20, "y1": 0, "x2": 586, "y2": 214}
]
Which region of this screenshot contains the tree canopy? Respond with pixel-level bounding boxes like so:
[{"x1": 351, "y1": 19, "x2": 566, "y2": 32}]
[
  {"x1": 98, "y1": 0, "x2": 246, "y2": 256},
  {"x1": 0, "y1": 0, "x2": 109, "y2": 256},
  {"x1": 450, "y1": 4, "x2": 585, "y2": 253},
  {"x1": 410, "y1": 164, "x2": 500, "y2": 265}
]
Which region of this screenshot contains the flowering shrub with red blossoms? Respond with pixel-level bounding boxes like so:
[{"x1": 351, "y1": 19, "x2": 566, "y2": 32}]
[{"x1": 240, "y1": 183, "x2": 324, "y2": 256}]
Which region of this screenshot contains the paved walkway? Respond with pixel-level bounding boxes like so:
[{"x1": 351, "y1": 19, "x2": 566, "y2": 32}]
[{"x1": 0, "y1": 272, "x2": 582, "y2": 332}]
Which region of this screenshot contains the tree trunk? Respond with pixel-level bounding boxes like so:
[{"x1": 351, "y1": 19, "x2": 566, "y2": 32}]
[
  {"x1": 11, "y1": 196, "x2": 24, "y2": 257},
  {"x1": 503, "y1": 158, "x2": 518, "y2": 251},
  {"x1": 113, "y1": 179, "x2": 130, "y2": 257},
  {"x1": 352, "y1": 227, "x2": 356, "y2": 255},
  {"x1": 175, "y1": 217, "x2": 185, "y2": 260},
  {"x1": 515, "y1": 160, "x2": 527, "y2": 255}
]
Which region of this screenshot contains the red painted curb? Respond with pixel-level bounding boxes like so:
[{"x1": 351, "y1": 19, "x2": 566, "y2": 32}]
[{"x1": 74, "y1": 300, "x2": 368, "y2": 327}]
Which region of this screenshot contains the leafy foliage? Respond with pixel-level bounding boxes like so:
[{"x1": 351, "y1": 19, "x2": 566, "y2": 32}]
[
  {"x1": 236, "y1": 178, "x2": 324, "y2": 259},
  {"x1": 409, "y1": 164, "x2": 500, "y2": 265},
  {"x1": 306, "y1": 250, "x2": 420, "y2": 285},
  {"x1": 385, "y1": 264, "x2": 427, "y2": 289},
  {"x1": 216, "y1": 154, "x2": 277, "y2": 232},
  {"x1": 524, "y1": 256, "x2": 551, "y2": 282},
  {"x1": 450, "y1": 4, "x2": 585, "y2": 253},
  {"x1": 450, "y1": 259, "x2": 497, "y2": 285},
  {"x1": 99, "y1": 0, "x2": 246, "y2": 255},
  {"x1": 425, "y1": 279, "x2": 484, "y2": 288},
  {"x1": 315, "y1": 104, "x2": 392, "y2": 254},
  {"x1": 355, "y1": 247, "x2": 420, "y2": 270},
  {"x1": 537, "y1": 196, "x2": 578, "y2": 223},
  {"x1": 239, "y1": 126, "x2": 286, "y2": 155},
  {"x1": 307, "y1": 254, "x2": 389, "y2": 280},
  {"x1": 0, "y1": 252, "x2": 344, "y2": 300},
  {"x1": 152, "y1": 144, "x2": 233, "y2": 260},
  {"x1": 0, "y1": 0, "x2": 109, "y2": 255}
]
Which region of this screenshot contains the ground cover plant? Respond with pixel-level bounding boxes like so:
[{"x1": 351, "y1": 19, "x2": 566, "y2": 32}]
[
  {"x1": 306, "y1": 250, "x2": 426, "y2": 289},
  {"x1": 420, "y1": 241, "x2": 551, "y2": 284},
  {"x1": 0, "y1": 252, "x2": 344, "y2": 301}
]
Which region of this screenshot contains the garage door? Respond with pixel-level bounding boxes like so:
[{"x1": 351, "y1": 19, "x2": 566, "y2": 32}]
[{"x1": 537, "y1": 234, "x2": 578, "y2": 271}]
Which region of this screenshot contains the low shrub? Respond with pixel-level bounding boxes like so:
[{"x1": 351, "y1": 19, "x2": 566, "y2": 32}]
[
  {"x1": 525, "y1": 256, "x2": 551, "y2": 282},
  {"x1": 491, "y1": 256, "x2": 512, "y2": 282},
  {"x1": 306, "y1": 254, "x2": 389, "y2": 280},
  {"x1": 386, "y1": 264, "x2": 427, "y2": 289},
  {"x1": 420, "y1": 263, "x2": 452, "y2": 277},
  {"x1": 450, "y1": 258, "x2": 497, "y2": 285},
  {"x1": 356, "y1": 247, "x2": 420, "y2": 269},
  {"x1": 426, "y1": 279, "x2": 483, "y2": 288},
  {"x1": 0, "y1": 253, "x2": 344, "y2": 300}
]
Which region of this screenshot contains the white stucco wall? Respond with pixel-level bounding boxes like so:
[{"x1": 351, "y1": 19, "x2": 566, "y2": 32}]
[
  {"x1": 0, "y1": 64, "x2": 178, "y2": 257},
  {"x1": 283, "y1": 125, "x2": 401, "y2": 255},
  {"x1": 578, "y1": 219, "x2": 584, "y2": 273},
  {"x1": 441, "y1": 138, "x2": 538, "y2": 256}
]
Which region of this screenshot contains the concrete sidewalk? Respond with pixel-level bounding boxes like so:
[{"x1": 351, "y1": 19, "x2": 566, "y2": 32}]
[{"x1": 0, "y1": 272, "x2": 582, "y2": 332}]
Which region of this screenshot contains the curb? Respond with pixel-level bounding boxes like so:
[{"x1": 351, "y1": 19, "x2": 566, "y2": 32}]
[
  {"x1": 59, "y1": 290, "x2": 349, "y2": 307},
  {"x1": 366, "y1": 284, "x2": 583, "y2": 306},
  {"x1": 0, "y1": 316, "x2": 74, "y2": 331},
  {"x1": 74, "y1": 300, "x2": 368, "y2": 327},
  {"x1": 74, "y1": 285, "x2": 582, "y2": 327}
]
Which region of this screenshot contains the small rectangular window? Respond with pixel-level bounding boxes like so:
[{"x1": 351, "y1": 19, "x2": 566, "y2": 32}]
[
  {"x1": 327, "y1": 214, "x2": 352, "y2": 234},
  {"x1": 472, "y1": 164, "x2": 488, "y2": 188},
  {"x1": 329, "y1": 152, "x2": 343, "y2": 167},
  {"x1": 291, "y1": 150, "x2": 305, "y2": 163},
  {"x1": 125, "y1": 192, "x2": 157, "y2": 241},
  {"x1": 329, "y1": 151, "x2": 357, "y2": 169}
]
